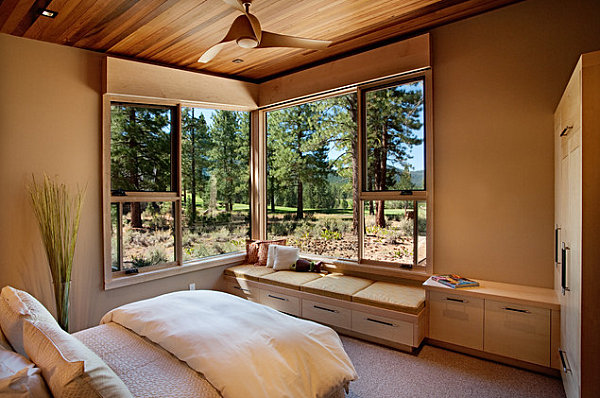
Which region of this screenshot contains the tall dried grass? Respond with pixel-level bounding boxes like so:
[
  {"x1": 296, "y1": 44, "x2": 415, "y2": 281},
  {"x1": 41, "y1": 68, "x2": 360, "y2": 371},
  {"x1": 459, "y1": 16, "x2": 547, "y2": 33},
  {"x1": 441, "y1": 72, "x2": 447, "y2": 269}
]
[{"x1": 29, "y1": 175, "x2": 85, "y2": 331}]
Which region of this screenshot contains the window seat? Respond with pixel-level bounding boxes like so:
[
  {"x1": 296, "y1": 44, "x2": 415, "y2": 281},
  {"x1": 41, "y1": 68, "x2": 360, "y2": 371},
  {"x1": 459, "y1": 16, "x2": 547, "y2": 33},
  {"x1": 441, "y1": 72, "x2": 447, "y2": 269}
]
[{"x1": 222, "y1": 264, "x2": 427, "y2": 351}]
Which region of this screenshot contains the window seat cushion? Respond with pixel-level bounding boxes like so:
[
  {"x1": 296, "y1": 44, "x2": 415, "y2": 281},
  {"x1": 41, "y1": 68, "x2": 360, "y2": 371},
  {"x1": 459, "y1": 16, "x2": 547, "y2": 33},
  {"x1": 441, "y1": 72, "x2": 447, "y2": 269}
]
[
  {"x1": 301, "y1": 274, "x2": 373, "y2": 301},
  {"x1": 259, "y1": 271, "x2": 323, "y2": 290},
  {"x1": 223, "y1": 264, "x2": 276, "y2": 281},
  {"x1": 352, "y1": 281, "x2": 425, "y2": 314}
]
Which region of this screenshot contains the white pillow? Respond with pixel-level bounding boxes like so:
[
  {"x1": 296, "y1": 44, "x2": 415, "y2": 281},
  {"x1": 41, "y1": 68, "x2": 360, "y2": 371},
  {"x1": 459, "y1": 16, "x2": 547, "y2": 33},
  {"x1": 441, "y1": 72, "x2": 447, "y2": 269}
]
[
  {"x1": 0, "y1": 346, "x2": 51, "y2": 397},
  {"x1": 266, "y1": 244, "x2": 285, "y2": 268},
  {"x1": 272, "y1": 246, "x2": 300, "y2": 270},
  {"x1": 0, "y1": 286, "x2": 57, "y2": 357}
]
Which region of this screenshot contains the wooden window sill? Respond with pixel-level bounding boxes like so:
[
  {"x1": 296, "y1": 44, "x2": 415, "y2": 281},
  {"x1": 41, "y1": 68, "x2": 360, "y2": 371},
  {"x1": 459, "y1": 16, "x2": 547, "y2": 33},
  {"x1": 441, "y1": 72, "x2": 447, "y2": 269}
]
[{"x1": 104, "y1": 252, "x2": 246, "y2": 290}]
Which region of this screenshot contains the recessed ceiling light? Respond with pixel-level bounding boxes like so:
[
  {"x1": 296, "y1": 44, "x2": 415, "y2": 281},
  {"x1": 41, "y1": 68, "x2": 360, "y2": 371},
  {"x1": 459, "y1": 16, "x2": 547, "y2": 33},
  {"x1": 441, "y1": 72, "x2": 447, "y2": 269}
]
[
  {"x1": 40, "y1": 9, "x2": 58, "y2": 18},
  {"x1": 232, "y1": 58, "x2": 244, "y2": 63}
]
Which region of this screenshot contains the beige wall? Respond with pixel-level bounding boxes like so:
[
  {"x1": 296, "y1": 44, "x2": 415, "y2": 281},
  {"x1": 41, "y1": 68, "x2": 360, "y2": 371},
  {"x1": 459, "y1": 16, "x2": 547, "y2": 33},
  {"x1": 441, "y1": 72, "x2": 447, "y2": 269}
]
[
  {"x1": 431, "y1": 0, "x2": 600, "y2": 287},
  {"x1": 0, "y1": 34, "x2": 229, "y2": 331},
  {"x1": 1, "y1": 0, "x2": 599, "y2": 331}
]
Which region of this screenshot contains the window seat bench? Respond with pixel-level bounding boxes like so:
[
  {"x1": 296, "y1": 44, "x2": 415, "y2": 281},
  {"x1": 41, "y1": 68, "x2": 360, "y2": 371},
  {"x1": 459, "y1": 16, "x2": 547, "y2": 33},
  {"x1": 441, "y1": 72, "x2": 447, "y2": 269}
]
[{"x1": 222, "y1": 265, "x2": 427, "y2": 351}]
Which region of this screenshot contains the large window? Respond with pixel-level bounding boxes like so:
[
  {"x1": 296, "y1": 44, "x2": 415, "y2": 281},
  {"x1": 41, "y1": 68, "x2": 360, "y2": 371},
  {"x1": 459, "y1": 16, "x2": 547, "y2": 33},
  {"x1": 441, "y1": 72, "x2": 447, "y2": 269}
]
[
  {"x1": 360, "y1": 77, "x2": 429, "y2": 268},
  {"x1": 181, "y1": 108, "x2": 250, "y2": 261},
  {"x1": 265, "y1": 73, "x2": 430, "y2": 269},
  {"x1": 266, "y1": 93, "x2": 358, "y2": 260},
  {"x1": 108, "y1": 103, "x2": 250, "y2": 276}
]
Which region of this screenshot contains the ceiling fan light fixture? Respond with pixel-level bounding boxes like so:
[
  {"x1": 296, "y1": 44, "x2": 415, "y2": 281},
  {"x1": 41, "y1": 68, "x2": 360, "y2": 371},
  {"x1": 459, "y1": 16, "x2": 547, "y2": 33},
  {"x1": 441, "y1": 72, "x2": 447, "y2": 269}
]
[{"x1": 236, "y1": 36, "x2": 258, "y2": 48}]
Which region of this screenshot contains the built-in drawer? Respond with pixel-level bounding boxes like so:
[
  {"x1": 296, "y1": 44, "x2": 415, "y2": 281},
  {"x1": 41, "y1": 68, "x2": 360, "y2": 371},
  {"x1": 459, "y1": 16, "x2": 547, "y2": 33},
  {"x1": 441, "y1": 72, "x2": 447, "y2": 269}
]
[
  {"x1": 352, "y1": 310, "x2": 413, "y2": 346},
  {"x1": 225, "y1": 279, "x2": 260, "y2": 302},
  {"x1": 484, "y1": 299, "x2": 551, "y2": 366},
  {"x1": 429, "y1": 290, "x2": 484, "y2": 350},
  {"x1": 259, "y1": 289, "x2": 300, "y2": 317},
  {"x1": 302, "y1": 299, "x2": 351, "y2": 329}
]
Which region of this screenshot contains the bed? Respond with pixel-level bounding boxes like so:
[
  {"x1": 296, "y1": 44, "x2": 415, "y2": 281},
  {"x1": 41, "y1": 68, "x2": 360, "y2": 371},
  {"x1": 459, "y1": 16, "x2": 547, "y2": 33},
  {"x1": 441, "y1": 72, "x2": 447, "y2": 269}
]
[{"x1": 0, "y1": 286, "x2": 356, "y2": 398}]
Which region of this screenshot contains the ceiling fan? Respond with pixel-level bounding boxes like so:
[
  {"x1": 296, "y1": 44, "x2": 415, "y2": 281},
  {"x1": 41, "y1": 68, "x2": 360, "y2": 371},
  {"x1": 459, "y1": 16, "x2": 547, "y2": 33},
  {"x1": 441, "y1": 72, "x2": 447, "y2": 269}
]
[{"x1": 198, "y1": 0, "x2": 332, "y2": 63}]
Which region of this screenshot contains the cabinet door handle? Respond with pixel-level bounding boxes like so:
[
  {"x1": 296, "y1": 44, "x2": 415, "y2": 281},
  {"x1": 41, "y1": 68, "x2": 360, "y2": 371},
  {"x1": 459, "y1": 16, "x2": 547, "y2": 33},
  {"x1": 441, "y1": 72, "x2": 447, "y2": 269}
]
[
  {"x1": 555, "y1": 227, "x2": 561, "y2": 264},
  {"x1": 559, "y1": 349, "x2": 571, "y2": 373},
  {"x1": 446, "y1": 297, "x2": 467, "y2": 303},
  {"x1": 561, "y1": 242, "x2": 570, "y2": 295},
  {"x1": 366, "y1": 317, "x2": 397, "y2": 327},
  {"x1": 560, "y1": 125, "x2": 573, "y2": 137},
  {"x1": 502, "y1": 307, "x2": 531, "y2": 314},
  {"x1": 233, "y1": 286, "x2": 250, "y2": 294},
  {"x1": 313, "y1": 305, "x2": 339, "y2": 314},
  {"x1": 268, "y1": 294, "x2": 288, "y2": 302}
]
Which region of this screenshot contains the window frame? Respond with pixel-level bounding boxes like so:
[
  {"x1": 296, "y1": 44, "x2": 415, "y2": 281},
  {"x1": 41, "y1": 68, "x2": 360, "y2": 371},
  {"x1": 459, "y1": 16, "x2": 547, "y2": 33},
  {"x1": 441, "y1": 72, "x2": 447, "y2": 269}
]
[
  {"x1": 257, "y1": 69, "x2": 433, "y2": 276},
  {"x1": 357, "y1": 71, "x2": 432, "y2": 273},
  {"x1": 102, "y1": 95, "x2": 252, "y2": 289}
]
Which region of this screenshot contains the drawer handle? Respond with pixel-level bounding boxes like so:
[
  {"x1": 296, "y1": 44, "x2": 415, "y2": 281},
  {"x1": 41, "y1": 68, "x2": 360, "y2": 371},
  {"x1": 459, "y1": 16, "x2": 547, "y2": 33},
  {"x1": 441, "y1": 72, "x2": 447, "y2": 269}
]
[
  {"x1": 366, "y1": 317, "x2": 396, "y2": 327},
  {"x1": 268, "y1": 294, "x2": 288, "y2": 302},
  {"x1": 313, "y1": 305, "x2": 339, "y2": 313},
  {"x1": 559, "y1": 349, "x2": 571, "y2": 373},
  {"x1": 446, "y1": 297, "x2": 467, "y2": 303},
  {"x1": 560, "y1": 125, "x2": 573, "y2": 137},
  {"x1": 502, "y1": 307, "x2": 531, "y2": 314},
  {"x1": 233, "y1": 286, "x2": 250, "y2": 294}
]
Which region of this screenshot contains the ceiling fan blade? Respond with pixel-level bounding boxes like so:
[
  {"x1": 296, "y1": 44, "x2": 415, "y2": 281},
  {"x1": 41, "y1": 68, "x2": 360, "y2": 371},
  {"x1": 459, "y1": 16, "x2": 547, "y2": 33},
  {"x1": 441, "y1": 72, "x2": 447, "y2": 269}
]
[
  {"x1": 222, "y1": 0, "x2": 245, "y2": 13},
  {"x1": 198, "y1": 15, "x2": 255, "y2": 63},
  {"x1": 245, "y1": 13, "x2": 262, "y2": 43},
  {"x1": 198, "y1": 41, "x2": 232, "y2": 63},
  {"x1": 257, "y1": 31, "x2": 332, "y2": 50}
]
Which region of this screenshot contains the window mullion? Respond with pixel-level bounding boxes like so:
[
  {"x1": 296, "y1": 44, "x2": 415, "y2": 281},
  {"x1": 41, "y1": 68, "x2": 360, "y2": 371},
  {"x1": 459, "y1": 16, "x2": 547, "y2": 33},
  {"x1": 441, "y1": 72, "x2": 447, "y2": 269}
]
[{"x1": 175, "y1": 105, "x2": 183, "y2": 265}]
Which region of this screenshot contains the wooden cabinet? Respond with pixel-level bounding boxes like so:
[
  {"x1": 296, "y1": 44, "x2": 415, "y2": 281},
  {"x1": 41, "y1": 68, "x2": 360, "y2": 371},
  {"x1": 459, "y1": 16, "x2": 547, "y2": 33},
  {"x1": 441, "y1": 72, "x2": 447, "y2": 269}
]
[
  {"x1": 424, "y1": 278, "x2": 559, "y2": 370},
  {"x1": 554, "y1": 50, "x2": 600, "y2": 398},
  {"x1": 429, "y1": 291, "x2": 484, "y2": 350},
  {"x1": 484, "y1": 300, "x2": 550, "y2": 366}
]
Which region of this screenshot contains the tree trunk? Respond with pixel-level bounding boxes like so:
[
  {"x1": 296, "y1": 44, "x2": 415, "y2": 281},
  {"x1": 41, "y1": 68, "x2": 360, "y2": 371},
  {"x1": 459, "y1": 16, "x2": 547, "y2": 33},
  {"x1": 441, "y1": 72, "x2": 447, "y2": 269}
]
[
  {"x1": 346, "y1": 95, "x2": 360, "y2": 234},
  {"x1": 190, "y1": 111, "x2": 197, "y2": 225},
  {"x1": 375, "y1": 125, "x2": 388, "y2": 228},
  {"x1": 270, "y1": 174, "x2": 276, "y2": 212},
  {"x1": 352, "y1": 140, "x2": 360, "y2": 233},
  {"x1": 296, "y1": 181, "x2": 304, "y2": 220},
  {"x1": 131, "y1": 202, "x2": 143, "y2": 228},
  {"x1": 128, "y1": 108, "x2": 143, "y2": 228}
]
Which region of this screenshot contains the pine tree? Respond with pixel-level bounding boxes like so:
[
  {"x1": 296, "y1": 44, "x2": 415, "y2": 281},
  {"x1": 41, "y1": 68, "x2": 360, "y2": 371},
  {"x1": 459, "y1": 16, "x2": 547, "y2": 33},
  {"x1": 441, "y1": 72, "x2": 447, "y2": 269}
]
[{"x1": 110, "y1": 105, "x2": 172, "y2": 228}]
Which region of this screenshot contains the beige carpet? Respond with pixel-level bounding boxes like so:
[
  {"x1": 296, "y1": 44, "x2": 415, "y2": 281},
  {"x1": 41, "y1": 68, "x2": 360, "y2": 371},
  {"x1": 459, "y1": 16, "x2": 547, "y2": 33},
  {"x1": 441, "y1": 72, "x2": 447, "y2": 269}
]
[{"x1": 340, "y1": 336, "x2": 565, "y2": 398}]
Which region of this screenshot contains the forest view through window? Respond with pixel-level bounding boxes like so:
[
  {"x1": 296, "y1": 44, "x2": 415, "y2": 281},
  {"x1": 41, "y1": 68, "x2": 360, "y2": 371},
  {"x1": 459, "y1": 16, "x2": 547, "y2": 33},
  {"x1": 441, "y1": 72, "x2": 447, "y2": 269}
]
[
  {"x1": 266, "y1": 76, "x2": 427, "y2": 267},
  {"x1": 362, "y1": 78, "x2": 427, "y2": 266},
  {"x1": 109, "y1": 103, "x2": 250, "y2": 272},
  {"x1": 181, "y1": 107, "x2": 250, "y2": 261},
  {"x1": 267, "y1": 93, "x2": 359, "y2": 260}
]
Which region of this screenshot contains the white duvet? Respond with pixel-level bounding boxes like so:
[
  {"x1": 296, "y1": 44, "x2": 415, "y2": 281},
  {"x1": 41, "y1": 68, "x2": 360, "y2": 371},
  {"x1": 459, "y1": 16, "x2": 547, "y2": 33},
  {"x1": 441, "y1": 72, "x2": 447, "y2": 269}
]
[{"x1": 101, "y1": 290, "x2": 357, "y2": 398}]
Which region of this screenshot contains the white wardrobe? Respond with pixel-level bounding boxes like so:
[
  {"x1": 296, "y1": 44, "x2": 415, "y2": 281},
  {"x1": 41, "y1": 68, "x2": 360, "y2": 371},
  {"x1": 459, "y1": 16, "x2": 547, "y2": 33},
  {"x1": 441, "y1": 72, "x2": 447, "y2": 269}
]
[{"x1": 554, "y1": 50, "x2": 600, "y2": 398}]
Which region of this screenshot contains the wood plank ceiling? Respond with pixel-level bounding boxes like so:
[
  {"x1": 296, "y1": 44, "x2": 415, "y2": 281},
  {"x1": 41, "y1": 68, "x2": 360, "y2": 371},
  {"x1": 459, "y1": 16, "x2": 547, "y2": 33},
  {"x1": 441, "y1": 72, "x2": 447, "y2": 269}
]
[{"x1": 0, "y1": 0, "x2": 522, "y2": 82}]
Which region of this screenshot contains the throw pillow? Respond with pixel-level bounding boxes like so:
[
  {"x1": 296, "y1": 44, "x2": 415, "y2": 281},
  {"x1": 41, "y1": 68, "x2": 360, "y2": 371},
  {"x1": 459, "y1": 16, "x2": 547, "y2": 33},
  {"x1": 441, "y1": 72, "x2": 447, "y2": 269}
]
[
  {"x1": 257, "y1": 239, "x2": 286, "y2": 266},
  {"x1": 273, "y1": 246, "x2": 300, "y2": 270}
]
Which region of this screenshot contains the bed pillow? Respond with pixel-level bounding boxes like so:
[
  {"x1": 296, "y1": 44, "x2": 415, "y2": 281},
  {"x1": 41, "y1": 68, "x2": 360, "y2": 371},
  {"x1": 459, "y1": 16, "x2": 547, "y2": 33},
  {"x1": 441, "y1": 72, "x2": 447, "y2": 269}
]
[
  {"x1": 0, "y1": 346, "x2": 51, "y2": 397},
  {"x1": 0, "y1": 286, "x2": 57, "y2": 357},
  {"x1": 23, "y1": 320, "x2": 133, "y2": 398},
  {"x1": 257, "y1": 239, "x2": 286, "y2": 266},
  {"x1": 272, "y1": 246, "x2": 300, "y2": 270}
]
